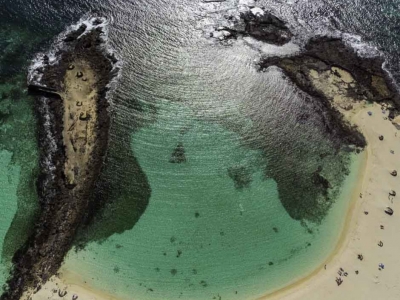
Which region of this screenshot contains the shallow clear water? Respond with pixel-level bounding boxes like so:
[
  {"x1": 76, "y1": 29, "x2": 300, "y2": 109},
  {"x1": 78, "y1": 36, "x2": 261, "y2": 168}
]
[
  {"x1": 63, "y1": 101, "x2": 363, "y2": 299},
  {"x1": 0, "y1": 0, "x2": 399, "y2": 299},
  {"x1": 0, "y1": 151, "x2": 19, "y2": 284}
]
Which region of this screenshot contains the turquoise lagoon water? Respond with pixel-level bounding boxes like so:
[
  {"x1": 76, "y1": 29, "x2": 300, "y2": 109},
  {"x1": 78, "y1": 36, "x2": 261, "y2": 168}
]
[
  {"x1": 0, "y1": 151, "x2": 19, "y2": 285},
  {"x1": 63, "y1": 102, "x2": 363, "y2": 300},
  {"x1": 0, "y1": 69, "x2": 40, "y2": 287}
]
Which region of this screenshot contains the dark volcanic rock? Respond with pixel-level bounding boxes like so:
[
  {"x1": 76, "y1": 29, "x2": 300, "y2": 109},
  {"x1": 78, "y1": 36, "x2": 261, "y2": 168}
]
[
  {"x1": 221, "y1": 10, "x2": 292, "y2": 45},
  {"x1": 259, "y1": 37, "x2": 400, "y2": 149},
  {"x1": 240, "y1": 11, "x2": 292, "y2": 44},
  {"x1": 312, "y1": 166, "x2": 331, "y2": 195},
  {"x1": 260, "y1": 37, "x2": 398, "y2": 105},
  {"x1": 256, "y1": 35, "x2": 400, "y2": 224}
]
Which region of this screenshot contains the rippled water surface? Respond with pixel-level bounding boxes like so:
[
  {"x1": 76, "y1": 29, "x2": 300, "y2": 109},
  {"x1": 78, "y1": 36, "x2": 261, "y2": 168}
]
[{"x1": 0, "y1": 0, "x2": 399, "y2": 299}]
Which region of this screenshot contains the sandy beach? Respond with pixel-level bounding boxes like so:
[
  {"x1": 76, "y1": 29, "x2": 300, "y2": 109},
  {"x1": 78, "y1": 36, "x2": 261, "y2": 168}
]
[
  {"x1": 263, "y1": 101, "x2": 400, "y2": 300},
  {"x1": 29, "y1": 59, "x2": 400, "y2": 300},
  {"x1": 30, "y1": 268, "x2": 121, "y2": 300}
]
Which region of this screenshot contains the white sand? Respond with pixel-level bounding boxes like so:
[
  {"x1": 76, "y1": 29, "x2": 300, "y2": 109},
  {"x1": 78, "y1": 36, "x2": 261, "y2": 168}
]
[{"x1": 31, "y1": 267, "x2": 122, "y2": 300}]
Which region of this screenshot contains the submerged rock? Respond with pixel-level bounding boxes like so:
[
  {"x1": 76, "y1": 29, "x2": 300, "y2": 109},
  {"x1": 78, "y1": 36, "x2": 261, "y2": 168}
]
[
  {"x1": 312, "y1": 166, "x2": 331, "y2": 193},
  {"x1": 169, "y1": 143, "x2": 187, "y2": 163},
  {"x1": 227, "y1": 166, "x2": 252, "y2": 189}
]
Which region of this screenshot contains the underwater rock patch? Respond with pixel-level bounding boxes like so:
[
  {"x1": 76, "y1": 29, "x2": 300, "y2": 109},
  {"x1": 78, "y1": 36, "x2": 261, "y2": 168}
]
[{"x1": 169, "y1": 142, "x2": 187, "y2": 163}]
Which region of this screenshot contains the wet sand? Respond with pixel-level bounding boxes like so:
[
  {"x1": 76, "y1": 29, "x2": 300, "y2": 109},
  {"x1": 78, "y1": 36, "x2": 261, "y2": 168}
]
[{"x1": 30, "y1": 268, "x2": 121, "y2": 300}]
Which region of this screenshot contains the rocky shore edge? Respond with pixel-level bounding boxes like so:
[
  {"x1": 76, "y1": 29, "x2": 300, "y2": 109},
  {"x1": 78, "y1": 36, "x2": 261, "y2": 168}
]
[
  {"x1": 211, "y1": 5, "x2": 400, "y2": 223},
  {"x1": 216, "y1": 5, "x2": 400, "y2": 150},
  {"x1": 1, "y1": 18, "x2": 119, "y2": 300},
  {"x1": 259, "y1": 36, "x2": 400, "y2": 149}
]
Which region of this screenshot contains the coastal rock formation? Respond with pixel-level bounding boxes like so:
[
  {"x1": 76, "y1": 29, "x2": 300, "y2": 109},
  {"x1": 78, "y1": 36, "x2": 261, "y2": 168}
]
[
  {"x1": 209, "y1": 8, "x2": 400, "y2": 224},
  {"x1": 258, "y1": 35, "x2": 400, "y2": 222},
  {"x1": 211, "y1": 6, "x2": 292, "y2": 45},
  {"x1": 259, "y1": 37, "x2": 399, "y2": 149},
  {"x1": 1, "y1": 18, "x2": 119, "y2": 300},
  {"x1": 221, "y1": 10, "x2": 292, "y2": 44}
]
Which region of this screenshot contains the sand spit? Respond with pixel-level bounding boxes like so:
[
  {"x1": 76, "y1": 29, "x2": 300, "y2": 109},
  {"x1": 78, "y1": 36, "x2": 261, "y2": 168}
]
[{"x1": 0, "y1": 18, "x2": 119, "y2": 300}]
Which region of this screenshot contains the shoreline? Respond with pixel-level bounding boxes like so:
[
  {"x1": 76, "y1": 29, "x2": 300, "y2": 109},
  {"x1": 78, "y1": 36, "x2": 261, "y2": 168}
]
[
  {"x1": 29, "y1": 104, "x2": 397, "y2": 300},
  {"x1": 29, "y1": 105, "x2": 373, "y2": 300},
  {"x1": 264, "y1": 102, "x2": 400, "y2": 300},
  {"x1": 259, "y1": 104, "x2": 371, "y2": 300}
]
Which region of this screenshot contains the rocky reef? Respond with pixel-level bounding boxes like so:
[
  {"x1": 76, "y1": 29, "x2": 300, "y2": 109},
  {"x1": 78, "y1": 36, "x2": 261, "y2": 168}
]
[
  {"x1": 259, "y1": 36, "x2": 399, "y2": 148},
  {"x1": 215, "y1": 9, "x2": 292, "y2": 45},
  {"x1": 1, "y1": 18, "x2": 119, "y2": 300},
  {"x1": 169, "y1": 143, "x2": 187, "y2": 163}
]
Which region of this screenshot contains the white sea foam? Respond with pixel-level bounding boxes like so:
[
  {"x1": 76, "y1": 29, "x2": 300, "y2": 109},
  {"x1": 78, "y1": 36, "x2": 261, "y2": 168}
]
[
  {"x1": 342, "y1": 33, "x2": 381, "y2": 58},
  {"x1": 338, "y1": 33, "x2": 400, "y2": 94},
  {"x1": 251, "y1": 7, "x2": 265, "y2": 16},
  {"x1": 28, "y1": 16, "x2": 119, "y2": 86},
  {"x1": 382, "y1": 62, "x2": 400, "y2": 97}
]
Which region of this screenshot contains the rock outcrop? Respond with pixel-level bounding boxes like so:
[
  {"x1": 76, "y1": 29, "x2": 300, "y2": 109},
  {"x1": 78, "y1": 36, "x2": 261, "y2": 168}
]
[{"x1": 1, "y1": 19, "x2": 119, "y2": 300}]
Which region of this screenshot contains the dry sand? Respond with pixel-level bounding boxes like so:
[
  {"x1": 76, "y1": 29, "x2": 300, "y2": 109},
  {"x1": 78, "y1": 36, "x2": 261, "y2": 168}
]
[
  {"x1": 30, "y1": 69, "x2": 400, "y2": 300},
  {"x1": 262, "y1": 101, "x2": 400, "y2": 300},
  {"x1": 30, "y1": 268, "x2": 120, "y2": 300},
  {"x1": 62, "y1": 60, "x2": 98, "y2": 190}
]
